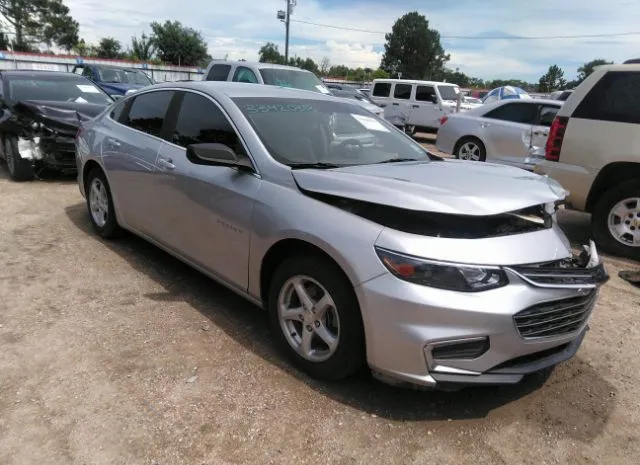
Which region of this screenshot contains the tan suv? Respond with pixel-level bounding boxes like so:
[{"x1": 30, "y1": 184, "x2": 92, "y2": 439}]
[{"x1": 535, "y1": 64, "x2": 640, "y2": 259}]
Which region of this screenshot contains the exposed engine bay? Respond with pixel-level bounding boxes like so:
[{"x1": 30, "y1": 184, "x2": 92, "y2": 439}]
[
  {"x1": 0, "y1": 100, "x2": 106, "y2": 174},
  {"x1": 303, "y1": 189, "x2": 555, "y2": 239}
]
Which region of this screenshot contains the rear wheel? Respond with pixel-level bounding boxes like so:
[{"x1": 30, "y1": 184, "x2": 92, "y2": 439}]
[
  {"x1": 85, "y1": 168, "x2": 124, "y2": 239},
  {"x1": 591, "y1": 180, "x2": 640, "y2": 260},
  {"x1": 454, "y1": 137, "x2": 486, "y2": 162},
  {"x1": 3, "y1": 138, "x2": 34, "y2": 181},
  {"x1": 268, "y1": 254, "x2": 365, "y2": 381}
]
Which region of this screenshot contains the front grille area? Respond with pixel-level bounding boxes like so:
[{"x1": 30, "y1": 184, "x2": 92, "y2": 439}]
[
  {"x1": 509, "y1": 260, "x2": 609, "y2": 287},
  {"x1": 514, "y1": 291, "x2": 597, "y2": 339}
]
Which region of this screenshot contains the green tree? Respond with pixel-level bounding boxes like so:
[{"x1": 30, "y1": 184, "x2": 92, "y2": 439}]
[
  {"x1": 577, "y1": 59, "x2": 613, "y2": 84},
  {"x1": 380, "y1": 12, "x2": 449, "y2": 80},
  {"x1": 150, "y1": 20, "x2": 209, "y2": 66},
  {"x1": 319, "y1": 56, "x2": 330, "y2": 75},
  {"x1": 372, "y1": 68, "x2": 389, "y2": 79},
  {"x1": 0, "y1": 31, "x2": 9, "y2": 50},
  {"x1": 442, "y1": 68, "x2": 471, "y2": 86},
  {"x1": 130, "y1": 33, "x2": 154, "y2": 61},
  {"x1": 258, "y1": 42, "x2": 284, "y2": 64},
  {"x1": 328, "y1": 65, "x2": 349, "y2": 77},
  {"x1": 538, "y1": 64, "x2": 567, "y2": 92},
  {"x1": 95, "y1": 37, "x2": 122, "y2": 59},
  {"x1": 0, "y1": 0, "x2": 79, "y2": 51}
]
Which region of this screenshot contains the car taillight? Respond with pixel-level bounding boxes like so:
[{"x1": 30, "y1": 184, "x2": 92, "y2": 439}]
[
  {"x1": 439, "y1": 116, "x2": 448, "y2": 126},
  {"x1": 545, "y1": 116, "x2": 568, "y2": 161}
]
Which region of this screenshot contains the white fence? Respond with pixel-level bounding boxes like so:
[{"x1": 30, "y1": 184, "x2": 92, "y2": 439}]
[{"x1": 0, "y1": 50, "x2": 205, "y2": 82}]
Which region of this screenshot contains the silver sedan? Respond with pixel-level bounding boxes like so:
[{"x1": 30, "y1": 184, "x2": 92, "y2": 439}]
[
  {"x1": 76, "y1": 82, "x2": 607, "y2": 389},
  {"x1": 436, "y1": 99, "x2": 562, "y2": 170}
]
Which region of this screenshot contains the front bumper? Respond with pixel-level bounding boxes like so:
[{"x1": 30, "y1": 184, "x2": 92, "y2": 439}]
[{"x1": 356, "y1": 242, "x2": 608, "y2": 389}]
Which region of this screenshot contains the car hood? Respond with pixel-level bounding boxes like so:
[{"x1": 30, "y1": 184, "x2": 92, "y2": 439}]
[{"x1": 292, "y1": 159, "x2": 568, "y2": 216}]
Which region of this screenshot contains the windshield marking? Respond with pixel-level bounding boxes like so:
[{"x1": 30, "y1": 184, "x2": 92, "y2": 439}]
[
  {"x1": 244, "y1": 103, "x2": 315, "y2": 113},
  {"x1": 351, "y1": 114, "x2": 390, "y2": 132},
  {"x1": 76, "y1": 84, "x2": 100, "y2": 94}
]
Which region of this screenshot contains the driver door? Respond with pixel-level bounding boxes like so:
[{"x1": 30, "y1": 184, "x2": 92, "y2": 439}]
[{"x1": 412, "y1": 85, "x2": 440, "y2": 128}]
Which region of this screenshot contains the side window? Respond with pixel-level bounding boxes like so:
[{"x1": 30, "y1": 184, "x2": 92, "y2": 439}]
[
  {"x1": 372, "y1": 82, "x2": 391, "y2": 97},
  {"x1": 172, "y1": 92, "x2": 246, "y2": 157},
  {"x1": 232, "y1": 66, "x2": 258, "y2": 83},
  {"x1": 483, "y1": 102, "x2": 537, "y2": 124},
  {"x1": 538, "y1": 105, "x2": 560, "y2": 127},
  {"x1": 393, "y1": 83, "x2": 412, "y2": 100},
  {"x1": 110, "y1": 101, "x2": 126, "y2": 122},
  {"x1": 573, "y1": 71, "x2": 640, "y2": 124},
  {"x1": 206, "y1": 64, "x2": 232, "y2": 81},
  {"x1": 123, "y1": 91, "x2": 174, "y2": 137},
  {"x1": 82, "y1": 67, "x2": 93, "y2": 78},
  {"x1": 415, "y1": 85, "x2": 436, "y2": 102}
]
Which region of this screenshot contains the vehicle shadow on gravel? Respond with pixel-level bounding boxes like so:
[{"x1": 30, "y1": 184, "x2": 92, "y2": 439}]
[
  {"x1": 0, "y1": 166, "x2": 77, "y2": 183},
  {"x1": 64, "y1": 203, "x2": 617, "y2": 437}
]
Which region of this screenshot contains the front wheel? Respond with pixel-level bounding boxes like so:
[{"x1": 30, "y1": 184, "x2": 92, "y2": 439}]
[
  {"x1": 268, "y1": 254, "x2": 365, "y2": 381},
  {"x1": 591, "y1": 180, "x2": 640, "y2": 260},
  {"x1": 3, "y1": 138, "x2": 34, "y2": 181},
  {"x1": 454, "y1": 137, "x2": 486, "y2": 162}
]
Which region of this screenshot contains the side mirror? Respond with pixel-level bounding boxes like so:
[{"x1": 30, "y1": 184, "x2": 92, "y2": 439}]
[
  {"x1": 429, "y1": 95, "x2": 439, "y2": 104},
  {"x1": 186, "y1": 142, "x2": 253, "y2": 171},
  {"x1": 111, "y1": 94, "x2": 123, "y2": 100}
]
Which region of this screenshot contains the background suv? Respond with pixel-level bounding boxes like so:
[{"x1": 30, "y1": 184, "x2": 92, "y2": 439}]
[{"x1": 535, "y1": 63, "x2": 640, "y2": 259}]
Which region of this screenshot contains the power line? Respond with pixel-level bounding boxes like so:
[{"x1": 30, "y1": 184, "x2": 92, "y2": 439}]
[{"x1": 290, "y1": 19, "x2": 640, "y2": 40}]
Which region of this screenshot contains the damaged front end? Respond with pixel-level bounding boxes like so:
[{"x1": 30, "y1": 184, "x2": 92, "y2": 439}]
[{"x1": 0, "y1": 100, "x2": 105, "y2": 174}]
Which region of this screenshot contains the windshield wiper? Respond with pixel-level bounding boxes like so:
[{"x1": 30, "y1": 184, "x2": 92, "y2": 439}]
[
  {"x1": 289, "y1": 162, "x2": 343, "y2": 170},
  {"x1": 375, "y1": 158, "x2": 422, "y2": 164}
]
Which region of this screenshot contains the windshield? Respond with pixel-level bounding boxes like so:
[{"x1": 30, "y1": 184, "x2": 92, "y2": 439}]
[
  {"x1": 7, "y1": 77, "x2": 114, "y2": 104},
  {"x1": 233, "y1": 97, "x2": 430, "y2": 167},
  {"x1": 97, "y1": 67, "x2": 153, "y2": 85},
  {"x1": 438, "y1": 85, "x2": 459, "y2": 101},
  {"x1": 259, "y1": 68, "x2": 331, "y2": 94}
]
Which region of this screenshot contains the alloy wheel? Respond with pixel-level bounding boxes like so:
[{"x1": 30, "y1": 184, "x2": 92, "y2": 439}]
[
  {"x1": 89, "y1": 177, "x2": 109, "y2": 228},
  {"x1": 608, "y1": 197, "x2": 640, "y2": 247},
  {"x1": 458, "y1": 142, "x2": 481, "y2": 161},
  {"x1": 277, "y1": 275, "x2": 340, "y2": 362}
]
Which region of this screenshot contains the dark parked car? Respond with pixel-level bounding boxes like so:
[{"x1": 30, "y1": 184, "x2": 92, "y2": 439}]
[
  {"x1": 72, "y1": 64, "x2": 154, "y2": 97},
  {"x1": 0, "y1": 70, "x2": 114, "y2": 181}
]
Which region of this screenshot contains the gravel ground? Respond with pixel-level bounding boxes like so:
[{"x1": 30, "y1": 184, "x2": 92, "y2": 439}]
[{"x1": 1, "y1": 162, "x2": 639, "y2": 465}]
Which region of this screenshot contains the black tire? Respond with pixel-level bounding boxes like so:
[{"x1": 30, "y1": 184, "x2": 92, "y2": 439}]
[
  {"x1": 268, "y1": 254, "x2": 365, "y2": 381},
  {"x1": 85, "y1": 168, "x2": 124, "y2": 239},
  {"x1": 591, "y1": 180, "x2": 640, "y2": 260},
  {"x1": 404, "y1": 125, "x2": 416, "y2": 136},
  {"x1": 454, "y1": 136, "x2": 486, "y2": 162},
  {"x1": 3, "y1": 137, "x2": 34, "y2": 181}
]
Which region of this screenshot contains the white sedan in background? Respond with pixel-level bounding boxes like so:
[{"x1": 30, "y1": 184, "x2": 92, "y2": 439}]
[{"x1": 436, "y1": 99, "x2": 563, "y2": 171}]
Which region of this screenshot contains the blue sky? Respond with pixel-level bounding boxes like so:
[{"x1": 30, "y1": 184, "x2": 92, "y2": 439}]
[{"x1": 66, "y1": 0, "x2": 640, "y2": 81}]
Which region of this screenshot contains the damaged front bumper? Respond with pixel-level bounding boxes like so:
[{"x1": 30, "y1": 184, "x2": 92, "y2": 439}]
[
  {"x1": 17, "y1": 134, "x2": 77, "y2": 172},
  {"x1": 357, "y1": 240, "x2": 608, "y2": 390}
]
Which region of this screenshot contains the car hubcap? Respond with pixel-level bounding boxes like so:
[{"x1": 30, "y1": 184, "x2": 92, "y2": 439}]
[
  {"x1": 608, "y1": 197, "x2": 640, "y2": 247},
  {"x1": 277, "y1": 275, "x2": 340, "y2": 362},
  {"x1": 458, "y1": 142, "x2": 481, "y2": 161},
  {"x1": 89, "y1": 178, "x2": 109, "y2": 228}
]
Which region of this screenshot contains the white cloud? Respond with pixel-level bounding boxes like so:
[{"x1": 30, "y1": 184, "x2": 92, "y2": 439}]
[{"x1": 64, "y1": 0, "x2": 640, "y2": 80}]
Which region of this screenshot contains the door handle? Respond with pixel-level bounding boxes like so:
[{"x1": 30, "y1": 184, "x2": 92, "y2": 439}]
[
  {"x1": 392, "y1": 103, "x2": 399, "y2": 106},
  {"x1": 411, "y1": 105, "x2": 420, "y2": 108},
  {"x1": 106, "y1": 137, "x2": 121, "y2": 148},
  {"x1": 157, "y1": 157, "x2": 175, "y2": 170},
  {"x1": 480, "y1": 123, "x2": 490, "y2": 128},
  {"x1": 533, "y1": 131, "x2": 549, "y2": 136}
]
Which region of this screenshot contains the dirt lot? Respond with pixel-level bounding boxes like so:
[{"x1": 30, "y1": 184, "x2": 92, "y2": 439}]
[{"x1": 1, "y1": 163, "x2": 639, "y2": 465}]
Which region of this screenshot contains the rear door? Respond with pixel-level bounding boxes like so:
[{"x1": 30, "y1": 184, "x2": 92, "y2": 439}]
[
  {"x1": 530, "y1": 103, "x2": 561, "y2": 156},
  {"x1": 389, "y1": 82, "x2": 413, "y2": 125},
  {"x1": 101, "y1": 90, "x2": 174, "y2": 234},
  {"x1": 480, "y1": 102, "x2": 538, "y2": 165}
]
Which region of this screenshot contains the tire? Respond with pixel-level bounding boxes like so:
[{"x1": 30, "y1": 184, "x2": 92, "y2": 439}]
[
  {"x1": 85, "y1": 168, "x2": 124, "y2": 239},
  {"x1": 454, "y1": 137, "x2": 486, "y2": 162},
  {"x1": 3, "y1": 137, "x2": 34, "y2": 181},
  {"x1": 591, "y1": 180, "x2": 640, "y2": 260},
  {"x1": 404, "y1": 125, "x2": 416, "y2": 136},
  {"x1": 268, "y1": 254, "x2": 365, "y2": 381}
]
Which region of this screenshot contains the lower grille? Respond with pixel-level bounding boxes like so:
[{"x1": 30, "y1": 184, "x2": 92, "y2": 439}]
[{"x1": 514, "y1": 291, "x2": 596, "y2": 339}]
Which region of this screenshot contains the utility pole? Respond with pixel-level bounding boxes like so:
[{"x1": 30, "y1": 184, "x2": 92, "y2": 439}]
[{"x1": 277, "y1": 0, "x2": 296, "y2": 64}]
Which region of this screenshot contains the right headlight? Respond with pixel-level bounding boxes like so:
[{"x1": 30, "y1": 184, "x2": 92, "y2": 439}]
[{"x1": 375, "y1": 247, "x2": 508, "y2": 292}]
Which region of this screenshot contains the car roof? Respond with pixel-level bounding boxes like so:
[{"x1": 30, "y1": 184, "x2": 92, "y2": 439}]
[
  {"x1": 207, "y1": 60, "x2": 313, "y2": 72},
  {"x1": 0, "y1": 70, "x2": 89, "y2": 79},
  {"x1": 372, "y1": 78, "x2": 458, "y2": 86},
  {"x1": 147, "y1": 81, "x2": 335, "y2": 100},
  {"x1": 594, "y1": 64, "x2": 640, "y2": 72}
]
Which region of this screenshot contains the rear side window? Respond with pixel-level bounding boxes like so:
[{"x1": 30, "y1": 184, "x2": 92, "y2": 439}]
[
  {"x1": 416, "y1": 85, "x2": 436, "y2": 102},
  {"x1": 573, "y1": 71, "x2": 640, "y2": 124},
  {"x1": 172, "y1": 92, "x2": 246, "y2": 156},
  {"x1": 393, "y1": 84, "x2": 412, "y2": 100},
  {"x1": 538, "y1": 105, "x2": 561, "y2": 127},
  {"x1": 484, "y1": 102, "x2": 538, "y2": 124},
  {"x1": 206, "y1": 64, "x2": 232, "y2": 81},
  {"x1": 232, "y1": 66, "x2": 258, "y2": 83},
  {"x1": 110, "y1": 101, "x2": 126, "y2": 122},
  {"x1": 123, "y1": 91, "x2": 174, "y2": 137},
  {"x1": 372, "y1": 82, "x2": 391, "y2": 97}
]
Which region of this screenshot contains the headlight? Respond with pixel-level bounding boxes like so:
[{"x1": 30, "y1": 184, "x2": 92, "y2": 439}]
[{"x1": 375, "y1": 247, "x2": 508, "y2": 292}]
